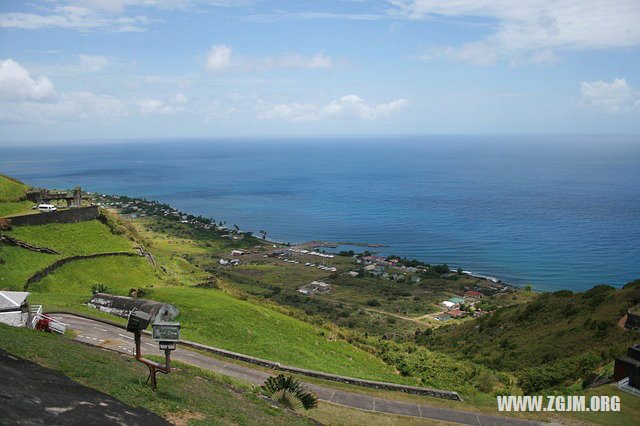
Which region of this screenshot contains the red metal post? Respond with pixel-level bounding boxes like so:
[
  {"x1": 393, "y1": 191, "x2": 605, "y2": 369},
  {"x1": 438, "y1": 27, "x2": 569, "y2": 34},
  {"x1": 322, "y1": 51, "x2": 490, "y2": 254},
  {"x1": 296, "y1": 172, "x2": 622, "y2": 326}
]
[{"x1": 134, "y1": 331, "x2": 171, "y2": 390}]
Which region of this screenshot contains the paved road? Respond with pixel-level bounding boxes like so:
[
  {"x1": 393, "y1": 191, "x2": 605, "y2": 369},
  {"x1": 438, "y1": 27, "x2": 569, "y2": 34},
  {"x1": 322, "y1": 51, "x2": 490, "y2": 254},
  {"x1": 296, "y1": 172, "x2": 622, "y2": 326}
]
[{"x1": 53, "y1": 313, "x2": 543, "y2": 426}]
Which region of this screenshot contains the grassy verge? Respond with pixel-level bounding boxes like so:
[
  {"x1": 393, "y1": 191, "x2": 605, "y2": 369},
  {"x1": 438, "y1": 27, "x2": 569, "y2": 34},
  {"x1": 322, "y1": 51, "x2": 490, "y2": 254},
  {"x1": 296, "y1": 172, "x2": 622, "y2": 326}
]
[{"x1": 0, "y1": 324, "x2": 315, "y2": 425}]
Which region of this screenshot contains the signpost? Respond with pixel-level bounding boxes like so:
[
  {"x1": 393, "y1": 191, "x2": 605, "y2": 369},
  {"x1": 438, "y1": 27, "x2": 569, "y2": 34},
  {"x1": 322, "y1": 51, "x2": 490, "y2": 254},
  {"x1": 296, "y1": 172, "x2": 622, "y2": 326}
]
[{"x1": 127, "y1": 310, "x2": 180, "y2": 390}]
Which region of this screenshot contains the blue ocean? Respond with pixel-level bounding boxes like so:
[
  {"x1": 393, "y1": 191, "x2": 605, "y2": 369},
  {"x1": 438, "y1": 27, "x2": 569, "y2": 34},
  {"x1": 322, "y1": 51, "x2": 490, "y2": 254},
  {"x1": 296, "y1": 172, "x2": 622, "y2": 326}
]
[{"x1": 1, "y1": 135, "x2": 638, "y2": 291}]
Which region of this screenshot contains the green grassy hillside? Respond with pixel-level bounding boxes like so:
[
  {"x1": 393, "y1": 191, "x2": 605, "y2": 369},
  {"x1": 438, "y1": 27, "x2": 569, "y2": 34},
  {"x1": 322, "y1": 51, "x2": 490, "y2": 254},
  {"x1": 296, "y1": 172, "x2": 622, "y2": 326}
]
[
  {"x1": 0, "y1": 220, "x2": 137, "y2": 291},
  {"x1": 0, "y1": 324, "x2": 314, "y2": 425},
  {"x1": 29, "y1": 256, "x2": 165, "y2": 294},
  {"x1": 7, "y1": 221, "x2": 133, "y2": 255},
  {"x1": 422, "y1": 281, "x2": 640, "y2": 392},
  {"x1": 149, "y1": 286, "x2": 412, "y2": 384},
  {"x1": 0, "y1": 173, "x2": 29, "y2": 202}
]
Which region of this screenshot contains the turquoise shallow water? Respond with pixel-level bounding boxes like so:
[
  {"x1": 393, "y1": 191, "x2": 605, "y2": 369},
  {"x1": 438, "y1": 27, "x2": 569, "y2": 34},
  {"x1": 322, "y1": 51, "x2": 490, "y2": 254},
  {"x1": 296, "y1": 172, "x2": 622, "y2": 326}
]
[{"x1": 1, "y1": 135, "x2": 639, "y2": 291}]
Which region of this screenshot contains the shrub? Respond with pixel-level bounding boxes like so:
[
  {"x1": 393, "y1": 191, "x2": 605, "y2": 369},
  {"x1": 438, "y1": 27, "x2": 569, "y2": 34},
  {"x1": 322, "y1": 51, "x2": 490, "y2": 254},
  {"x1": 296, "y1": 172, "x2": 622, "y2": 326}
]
[
  {"x1": 0, "y1": 218, "x2": 11, "y2": 231},
  {"x1": 262, "y1": 374, "x2": 318, "y2": 410},
  {"x1": 366, "y1": 299, "x2": 381, "y2": 307},
  {"x1": 91, "y1": 283, "x2": 111, "y2": 295}
]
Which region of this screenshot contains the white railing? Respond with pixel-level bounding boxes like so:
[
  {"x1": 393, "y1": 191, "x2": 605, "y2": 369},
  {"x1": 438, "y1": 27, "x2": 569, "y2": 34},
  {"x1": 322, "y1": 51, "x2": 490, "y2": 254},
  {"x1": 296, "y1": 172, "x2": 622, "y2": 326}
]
[
  {"x1": 30, "y1": 305, "x2": 42, "y2": 329},
  {"x1": 30, "y1": 305, "x2": 66, "y2": 334}
]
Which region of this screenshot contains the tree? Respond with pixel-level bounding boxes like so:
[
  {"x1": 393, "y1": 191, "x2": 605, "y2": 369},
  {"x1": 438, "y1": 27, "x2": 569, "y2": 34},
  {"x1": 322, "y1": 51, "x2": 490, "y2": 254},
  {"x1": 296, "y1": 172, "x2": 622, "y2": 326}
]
[{"x1": 263, "y1": 374, "x2": 318, "y2": 410}]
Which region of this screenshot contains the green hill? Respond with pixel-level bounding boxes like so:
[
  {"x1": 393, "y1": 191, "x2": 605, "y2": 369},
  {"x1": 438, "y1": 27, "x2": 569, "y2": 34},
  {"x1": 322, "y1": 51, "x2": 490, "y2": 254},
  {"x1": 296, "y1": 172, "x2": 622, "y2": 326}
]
[
  {"x1": 0, "y1": 173, "x2": 29, "y2": 202},
  {"x1": 0, "y1": 173, "x2": 32, "y2": 216},
  {"x1": 421, "y1": 281, "x2": 640, "y2": 392}
]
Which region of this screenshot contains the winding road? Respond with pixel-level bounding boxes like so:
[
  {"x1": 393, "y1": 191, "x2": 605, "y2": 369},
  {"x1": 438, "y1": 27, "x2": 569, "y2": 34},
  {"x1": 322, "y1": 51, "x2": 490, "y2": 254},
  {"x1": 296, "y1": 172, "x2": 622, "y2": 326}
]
[{"x1": 52, "y1": 313, "x2": 542, "y2": 426}]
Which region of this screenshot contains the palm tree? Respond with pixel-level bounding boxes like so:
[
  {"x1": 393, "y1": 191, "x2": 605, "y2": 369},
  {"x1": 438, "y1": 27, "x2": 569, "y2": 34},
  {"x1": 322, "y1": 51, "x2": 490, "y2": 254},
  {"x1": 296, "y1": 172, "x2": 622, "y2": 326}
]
[{"x1": 263, "y1": 374, "x2": 318, "y2": 410}]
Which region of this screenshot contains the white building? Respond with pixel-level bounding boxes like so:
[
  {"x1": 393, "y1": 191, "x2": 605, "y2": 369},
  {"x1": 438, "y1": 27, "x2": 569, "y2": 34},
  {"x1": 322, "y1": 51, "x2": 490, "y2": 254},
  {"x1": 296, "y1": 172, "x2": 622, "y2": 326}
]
[{"x1": 0, "y1": 291, "x2": 30, "y2": 327}]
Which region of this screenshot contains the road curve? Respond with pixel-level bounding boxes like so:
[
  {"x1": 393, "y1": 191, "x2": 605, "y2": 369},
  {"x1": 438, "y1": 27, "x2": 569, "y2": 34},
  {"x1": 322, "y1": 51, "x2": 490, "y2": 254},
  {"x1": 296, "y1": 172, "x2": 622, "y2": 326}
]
[{"x1": 52, "y1": 313, "x2": 542, "y2": 426}]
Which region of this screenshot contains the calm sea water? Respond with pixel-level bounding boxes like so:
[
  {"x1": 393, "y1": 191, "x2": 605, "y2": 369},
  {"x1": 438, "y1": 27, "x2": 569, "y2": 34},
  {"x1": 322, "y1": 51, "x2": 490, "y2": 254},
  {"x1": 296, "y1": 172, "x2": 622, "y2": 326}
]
[{"x1": 1, "y1": 135, "x2": 638, "y2": 291}]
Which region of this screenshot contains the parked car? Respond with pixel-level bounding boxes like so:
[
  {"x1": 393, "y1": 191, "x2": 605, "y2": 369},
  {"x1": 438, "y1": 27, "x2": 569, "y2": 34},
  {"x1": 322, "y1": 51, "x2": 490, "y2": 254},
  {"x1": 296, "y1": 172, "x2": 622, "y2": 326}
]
[{"x1": 38, "y1": 204, "x2": 57, "y2": 212}]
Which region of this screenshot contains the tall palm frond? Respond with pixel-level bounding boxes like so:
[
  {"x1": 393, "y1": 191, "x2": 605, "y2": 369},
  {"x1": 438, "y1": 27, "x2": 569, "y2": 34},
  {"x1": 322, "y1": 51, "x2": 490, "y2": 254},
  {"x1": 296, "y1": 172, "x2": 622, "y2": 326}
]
[{"x1": 263, "y1": 374, "x2": 318, "y2": 410}]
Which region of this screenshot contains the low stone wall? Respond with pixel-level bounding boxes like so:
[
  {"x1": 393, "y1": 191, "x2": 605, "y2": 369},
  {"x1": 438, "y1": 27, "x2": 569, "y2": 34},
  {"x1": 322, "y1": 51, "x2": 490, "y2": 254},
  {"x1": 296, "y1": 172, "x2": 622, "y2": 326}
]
[
  {"x1": 625, "y1": 311, "x2": 640, "y2": 330},
  {"x1": 6, "y1": 206, "x2": 99, "y2": 227},
  {"x1": 178, "y1": 340, "x2": 462, "y2": 400},
  {"x1": 24, "y1": 252, "x2": 138, "y2": 290},
  {"x1": 0, "y1": 235, "x2": 60, "y2": 254}
]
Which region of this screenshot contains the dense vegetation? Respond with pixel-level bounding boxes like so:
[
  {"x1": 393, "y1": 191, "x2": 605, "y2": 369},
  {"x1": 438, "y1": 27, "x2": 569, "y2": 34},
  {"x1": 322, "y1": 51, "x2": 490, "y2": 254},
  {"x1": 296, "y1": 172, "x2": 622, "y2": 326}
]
[{"x1": 422, "y1": 281, "x2": 640, "y2": 392}]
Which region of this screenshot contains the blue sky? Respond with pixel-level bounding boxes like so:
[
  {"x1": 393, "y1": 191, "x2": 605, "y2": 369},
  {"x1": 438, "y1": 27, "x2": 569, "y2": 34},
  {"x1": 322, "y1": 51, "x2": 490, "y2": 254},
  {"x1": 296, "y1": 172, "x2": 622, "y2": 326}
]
[{"x1": 1, "y1": 0, "x2": 639, "y2": 143}]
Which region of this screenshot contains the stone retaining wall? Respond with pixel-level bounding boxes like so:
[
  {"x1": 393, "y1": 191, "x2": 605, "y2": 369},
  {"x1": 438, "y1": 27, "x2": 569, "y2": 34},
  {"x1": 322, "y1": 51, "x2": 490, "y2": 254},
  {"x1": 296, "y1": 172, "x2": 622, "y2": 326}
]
[
  {"x1": 46, "y1": 311, "x2": 462, "y2": 401},
  {"x1": 6, "y1": 206, "x2": 99, "y2": 227},
  {"x1": 24, "y1": 252, "x2": 138, "y2": 290},
  {"x1": 625, "y1": 311, "x2": 640, "y2": 330},
  {"x1": 0, "y1": 235, "x2": 60, "y2": 254}
]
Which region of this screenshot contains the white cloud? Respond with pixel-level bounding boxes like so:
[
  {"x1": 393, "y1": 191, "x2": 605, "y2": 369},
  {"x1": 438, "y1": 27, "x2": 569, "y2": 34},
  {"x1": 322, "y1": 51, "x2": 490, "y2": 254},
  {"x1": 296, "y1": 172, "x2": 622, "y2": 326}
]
[
  {"x1": 396, "y1": 0, "x2": 640, "y2": 65},
  {"x1": 0, "y1": 91, "x2": 126, "y2": 123},
  {"x1": 205, "y1": 44, "x2": 333, "y2": 73},
  {"x1": 580, "y1": 78, "x2": 639, "y2": 114},
  {"x1": 136, "y1": 92, "x2": 188, "y2": 114},
  {"x1": 0, "y1": 59, "x2": 56, "y2": 101},
  {"x1": 205, "y1": 44, "x2": 233, "y2": 73},
  {"x1": 0, "y1": 4, "x2": 160, "y2": 32},
  {"x1": 78, "y1": 54, "x2": 111, "y2": 71},
  {"x1": 257, "y1": 95, "x2": 408, "y2": 122}
]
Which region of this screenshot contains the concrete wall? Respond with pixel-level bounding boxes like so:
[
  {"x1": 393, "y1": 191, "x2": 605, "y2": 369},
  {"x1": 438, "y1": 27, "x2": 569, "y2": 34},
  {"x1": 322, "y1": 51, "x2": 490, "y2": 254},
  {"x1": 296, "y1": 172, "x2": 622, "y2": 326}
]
[
  {"x1": 6, "y1": 206, "x2": 99, "y2": 227},
  {"x1": 24, "y1": 252, "x2": 138, "y2": 290}
]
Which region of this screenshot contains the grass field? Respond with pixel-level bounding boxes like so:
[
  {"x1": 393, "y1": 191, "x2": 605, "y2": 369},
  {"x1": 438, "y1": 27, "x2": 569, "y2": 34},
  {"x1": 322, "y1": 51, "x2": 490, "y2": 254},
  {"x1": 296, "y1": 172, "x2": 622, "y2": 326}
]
[
  {"x1": 7, "y1": 220, "x2": 133, "y2": 255},
  {"x1": 0, "y1": 324, "x2": 315, "y2": 425},
  {"x1": 0, "y1": 246, "x2": 57, "y2": 290},
  {"x1": 0, "y1": 200, "x2": 33, "y2": 217},
  {"x1": 29, "y1": 255, "x2": 165, "y2": 295},
  {"x1": 0, "y1": 173, "x2": 29, "y2": 202}
]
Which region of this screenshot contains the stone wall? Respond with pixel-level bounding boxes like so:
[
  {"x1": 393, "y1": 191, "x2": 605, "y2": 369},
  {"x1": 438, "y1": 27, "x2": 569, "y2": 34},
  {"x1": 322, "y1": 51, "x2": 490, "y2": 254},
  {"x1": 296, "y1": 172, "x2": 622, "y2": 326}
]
[
  {"x1": 625, "y1": 311, "x2": 640, "y2": 330},
  {"x1": 6, "y1": 206, "x2": 99, "y2": 227},
  {"x1": 24, "y1": 252, "x2": 138, "y2": 290}
]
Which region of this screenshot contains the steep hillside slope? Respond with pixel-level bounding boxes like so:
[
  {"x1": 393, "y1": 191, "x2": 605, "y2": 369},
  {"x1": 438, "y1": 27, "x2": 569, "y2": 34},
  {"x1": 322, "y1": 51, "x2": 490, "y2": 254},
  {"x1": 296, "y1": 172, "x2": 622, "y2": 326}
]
[{"x1": 422, "y1": 281, "x2": 640, "y2": 391}]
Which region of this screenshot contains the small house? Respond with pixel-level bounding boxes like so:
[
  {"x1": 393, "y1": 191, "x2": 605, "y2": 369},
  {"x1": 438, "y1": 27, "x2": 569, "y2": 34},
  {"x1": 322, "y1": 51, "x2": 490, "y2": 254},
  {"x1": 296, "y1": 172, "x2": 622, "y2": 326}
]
[
  {"x1": 0, "y1": 291, "x2": 30, "y2": 327},
  {"x1": 448, "y1": 309, "x2": 464, "y2": 318},
  {"x1": 435, "y1": 313, "x2": 451, "y2": 321},
  {"x1": 464, "y1": 290, "x2": 483, "y2": 298},
  {"x1": 347, "y1": 271, "x2": 359, "y2": 277},
  {"x1": 449, "y1": 297, "x2": 465, "y2": 305},
  {"x1": 441, "y1": 300, "x2": 456, "y2": 309}
]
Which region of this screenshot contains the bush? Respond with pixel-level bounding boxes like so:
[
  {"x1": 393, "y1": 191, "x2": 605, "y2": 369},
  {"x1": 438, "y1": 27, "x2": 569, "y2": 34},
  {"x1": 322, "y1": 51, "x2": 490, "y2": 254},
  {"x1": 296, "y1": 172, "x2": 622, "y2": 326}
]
[
  {"x1": 366, "y1": 299, "x2": 381, "y2": 307},
  {"x1": 0, "y1": 218, "x2": 11, "y2": 231},
  {"x1": 91, "y1": 283, "x2": 111, "y2": 295}
]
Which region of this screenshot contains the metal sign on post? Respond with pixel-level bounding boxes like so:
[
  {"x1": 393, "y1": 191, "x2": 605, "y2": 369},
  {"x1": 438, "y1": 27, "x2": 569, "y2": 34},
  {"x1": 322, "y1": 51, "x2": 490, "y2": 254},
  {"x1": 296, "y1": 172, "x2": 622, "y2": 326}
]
[
  {"x1": 152, "y1": 322, "x2": 180, "y2": 342},
  {"x1": 126, "y1": 309, "x2": 180, "y2": 390}
]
